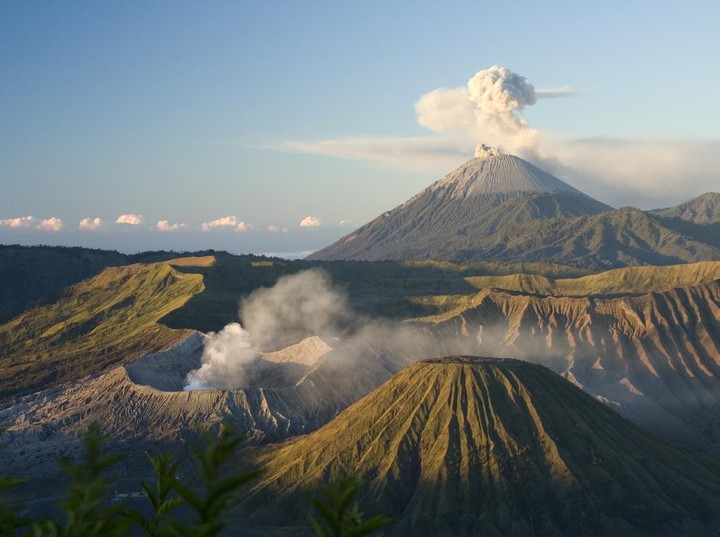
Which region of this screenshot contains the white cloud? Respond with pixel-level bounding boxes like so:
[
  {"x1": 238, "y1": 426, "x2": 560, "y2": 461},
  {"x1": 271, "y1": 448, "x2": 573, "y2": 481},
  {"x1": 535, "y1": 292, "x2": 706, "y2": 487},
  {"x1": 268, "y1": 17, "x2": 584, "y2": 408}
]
[
  {"x1": 267, "y1": 224, "x2": 289, "y2": 234},
  {"x1": 339, "y1": 219, "x2": 353, "y2": 227},
  {"x1": 156, "y1": 220, "x2": 186, "y2": 232},
  {"x1": 37, "y1": 217, "x2": 63, "y2": 231},
  {"x1": 115, "y1": 214, "x2": 143, "y2": 225},
  {"x1": 299, "y1": 216, "x2": 321, "y2": 228},
  {"x1": 201, "y1": 216, "x2": 250, "y2": 233},
  {"x1": 0, "y1": 215, "x2": 34, "y2": 228},
  {"x1": 78, "y1": 217, "x2": 102, "y2": 230}
]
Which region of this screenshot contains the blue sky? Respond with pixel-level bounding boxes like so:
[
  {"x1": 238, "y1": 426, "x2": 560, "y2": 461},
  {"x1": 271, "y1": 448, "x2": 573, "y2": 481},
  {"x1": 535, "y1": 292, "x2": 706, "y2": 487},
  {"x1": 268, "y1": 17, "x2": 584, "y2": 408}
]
[{"x1": 2, "y1": 1, "x2": 719, "y2": 255}]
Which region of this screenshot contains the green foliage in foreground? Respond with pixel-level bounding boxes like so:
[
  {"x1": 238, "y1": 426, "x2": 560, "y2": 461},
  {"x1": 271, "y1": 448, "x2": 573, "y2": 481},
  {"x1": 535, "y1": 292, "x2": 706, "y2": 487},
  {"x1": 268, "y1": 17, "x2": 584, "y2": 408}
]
[
  {"x1": 309, "y1": 478, "x2": 392, "y2": 537},
  {"x1": 0, "y1": 424, "x2": 388, "y2": 537}
]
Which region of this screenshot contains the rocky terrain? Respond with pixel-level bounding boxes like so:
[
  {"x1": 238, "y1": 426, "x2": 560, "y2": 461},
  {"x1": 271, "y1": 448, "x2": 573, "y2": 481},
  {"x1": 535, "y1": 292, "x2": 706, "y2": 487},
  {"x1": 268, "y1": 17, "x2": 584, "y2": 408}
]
[
  {"x1": 0, "y1": 332, "x2": 405, "y2": 478},
  {"x1": 421, "y1": 274, "x2": 720, "y2": 450}
]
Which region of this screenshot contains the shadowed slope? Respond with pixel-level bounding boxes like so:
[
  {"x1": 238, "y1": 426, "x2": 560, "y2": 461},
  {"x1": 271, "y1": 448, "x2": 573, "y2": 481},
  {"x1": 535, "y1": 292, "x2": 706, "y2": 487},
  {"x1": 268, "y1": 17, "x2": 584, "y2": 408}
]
[{"x1": 243, "y1": 358, "x2": 720, "y2": 536}]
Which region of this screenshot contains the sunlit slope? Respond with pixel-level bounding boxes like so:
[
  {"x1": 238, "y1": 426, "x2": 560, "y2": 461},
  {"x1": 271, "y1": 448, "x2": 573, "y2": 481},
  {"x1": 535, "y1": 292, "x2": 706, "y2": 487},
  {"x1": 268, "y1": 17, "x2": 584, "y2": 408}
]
[
  {"x1": 460, "y1": 260, "x2": 720, "y2": 296},
  {"x1": 244, "y1": 358, "x2": 720, "y2": 536},
  {"x1": 0, "y1": 259, "x2": 205, "y2": 398},
  {"x1": 420, "y1": 277, "x2": 720, "y2": 449}
]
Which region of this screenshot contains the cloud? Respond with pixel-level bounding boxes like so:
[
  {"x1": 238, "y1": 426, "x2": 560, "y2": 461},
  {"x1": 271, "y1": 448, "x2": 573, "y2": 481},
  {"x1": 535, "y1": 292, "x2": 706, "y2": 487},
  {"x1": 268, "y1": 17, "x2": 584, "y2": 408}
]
[
  {"x1": 0, "y1": 216, "x2": 34, "y2": 228},
  {"x1": 536, "y1": 86, "x2": 577, "y2": 98},
  {"x1": 115, "y1": 214, "x2": 143, "y2": 225},
  {"x1": 535, "y1": 138, "x2": 720, "y2": 208},
  {"x1": 78, "y1": 217, "x2": 102, "y2": 230},
  {"x1": 299, "y1": 216, "x2": 321, "y2": 228},
  {"x1": 37, "y1": 217, "x2": 63, "y2": 231},
  {"x1": 339, "y1": 219, "x2": 353, "y2": 227},
  {"x1": 272, "y1": 64, "x2": 720, "y2": 208},
  {"x1": 201, "y1": 215, "x2": 250, "y2": 233},
  {"x1": 275, "y1": 136, "x2": 471, "y2": 172},
  {"x1": 266, "y1": 224, "x2": 289, "y2": 234},
  {"x1": 155, "y1": 220, "x2": 186, "y2": 232}
]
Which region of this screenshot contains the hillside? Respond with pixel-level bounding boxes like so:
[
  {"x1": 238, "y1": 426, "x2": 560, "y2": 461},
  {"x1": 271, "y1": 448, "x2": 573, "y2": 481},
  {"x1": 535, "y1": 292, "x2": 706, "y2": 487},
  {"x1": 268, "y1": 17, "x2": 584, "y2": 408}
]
[
  {"x1": 242, "y1": 358, "x2": 720, "y2": 536},
  {"x1": 0, "y1": 258, "x2": 206, "y2": 398},
  {"x1": 651, "y1": 192, "x2": 720, "y2": 224}
]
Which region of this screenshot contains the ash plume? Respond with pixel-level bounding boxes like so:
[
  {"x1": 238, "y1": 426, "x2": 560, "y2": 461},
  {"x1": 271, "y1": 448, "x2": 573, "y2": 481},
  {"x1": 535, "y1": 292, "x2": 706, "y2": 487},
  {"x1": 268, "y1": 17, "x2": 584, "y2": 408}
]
[{"x1": 415, "y1": 65, "x2": 547, "y2": 156}]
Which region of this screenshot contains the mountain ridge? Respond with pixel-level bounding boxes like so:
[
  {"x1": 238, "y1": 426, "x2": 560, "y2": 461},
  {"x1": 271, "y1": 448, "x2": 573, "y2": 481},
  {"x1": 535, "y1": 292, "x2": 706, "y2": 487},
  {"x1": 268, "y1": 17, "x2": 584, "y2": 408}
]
[{"x1": 309, "y1": 153, "x2": 720, "y2": 268}]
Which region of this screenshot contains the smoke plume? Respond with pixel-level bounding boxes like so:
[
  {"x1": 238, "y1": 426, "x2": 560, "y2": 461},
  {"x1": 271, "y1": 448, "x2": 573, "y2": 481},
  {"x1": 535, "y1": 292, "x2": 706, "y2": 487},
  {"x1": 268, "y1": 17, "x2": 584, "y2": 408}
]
[
  {"x1": 416, "y1": 65, "x2": 545, "y2": 156},
  {"x1": 184, "y1": 270, "x2": 360, "y2": 390}
]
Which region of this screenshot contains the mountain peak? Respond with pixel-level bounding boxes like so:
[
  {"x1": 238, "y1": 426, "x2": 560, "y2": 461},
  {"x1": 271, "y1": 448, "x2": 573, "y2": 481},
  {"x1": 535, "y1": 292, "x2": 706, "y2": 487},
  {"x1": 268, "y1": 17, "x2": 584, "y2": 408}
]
[
  {"x1": 473, "y1": 143, "x2": 503, "y2": 159},
  {"x1": 244, "y1": 356, "x2": 720, "y2": 536},
  {"x1": 430, "y1": 152, "x2": 582, "y2": 198}
]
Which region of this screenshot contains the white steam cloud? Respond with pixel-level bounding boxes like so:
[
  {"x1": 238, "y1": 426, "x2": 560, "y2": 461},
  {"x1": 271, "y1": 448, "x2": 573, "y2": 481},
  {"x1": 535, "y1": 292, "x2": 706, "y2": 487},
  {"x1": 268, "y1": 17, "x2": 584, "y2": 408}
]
[
  {"x1": 0, "y1": 216, "x2": 34, "y2": 228},
  {"x1": 78, "y1": 217, "x2": 102, "y2": 230},
  {"x1": 37, "y1": 217, "x2": 63, "y2": 231},
  {"x1": 201, "y1": 216, "x2": 250, "y2": 233},
  {"x1": 299, "y1": 216, "x2": 321, "y2": 227},
  {"x1": 185, "y1": 270, "x2": 358, "y2": 390},
  {"x1": 116, "y1": 214, "x2": 143, "y2": 225},
  {"x1": 416, "y1": 65, "x2": 544, "y2": 156}
]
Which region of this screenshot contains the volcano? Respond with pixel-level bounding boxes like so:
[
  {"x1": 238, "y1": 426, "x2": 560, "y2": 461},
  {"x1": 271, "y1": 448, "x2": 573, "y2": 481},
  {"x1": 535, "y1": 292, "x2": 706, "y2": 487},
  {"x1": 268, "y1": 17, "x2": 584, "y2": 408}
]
[
  {"x1": 243, "y1": 357, "x2": 720, "y2": 536},
  {"x1": 309, "y1": 150, "x2": 720, "y2": 268},
  {"x1": 308, "y1": 149, "x2": 611, "y2": 262}
]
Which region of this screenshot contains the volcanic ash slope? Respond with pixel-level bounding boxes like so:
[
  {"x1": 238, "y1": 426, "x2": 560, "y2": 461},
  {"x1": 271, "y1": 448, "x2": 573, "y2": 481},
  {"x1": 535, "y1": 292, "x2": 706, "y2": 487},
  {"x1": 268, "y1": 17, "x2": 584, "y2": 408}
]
[
  {"x1": 243, "y1": 358, "x2": 720, "y2": 537},
  {"x1": 0, "y1": 333, "x2": 401, "y2": 477}
]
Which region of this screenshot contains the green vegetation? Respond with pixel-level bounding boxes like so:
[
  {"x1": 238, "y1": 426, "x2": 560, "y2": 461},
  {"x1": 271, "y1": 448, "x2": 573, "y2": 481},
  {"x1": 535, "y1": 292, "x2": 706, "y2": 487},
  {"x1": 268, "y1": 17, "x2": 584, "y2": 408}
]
[
  {"x1": 309, "y1": 478, "x2": 391, "y2": 537},
  {"x1": 0, "y1": 260, "x2": 204, "y2": 398},
  {"x1": 0, "y1": 424, "x2": 386, "y2": 537}
]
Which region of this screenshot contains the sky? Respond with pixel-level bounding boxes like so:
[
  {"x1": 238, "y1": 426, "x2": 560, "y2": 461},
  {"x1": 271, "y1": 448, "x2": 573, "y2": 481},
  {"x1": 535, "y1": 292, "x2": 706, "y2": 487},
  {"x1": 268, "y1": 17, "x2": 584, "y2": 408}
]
[{"x1": 1, "y1": 1, "x2": 719, "y2": 256}]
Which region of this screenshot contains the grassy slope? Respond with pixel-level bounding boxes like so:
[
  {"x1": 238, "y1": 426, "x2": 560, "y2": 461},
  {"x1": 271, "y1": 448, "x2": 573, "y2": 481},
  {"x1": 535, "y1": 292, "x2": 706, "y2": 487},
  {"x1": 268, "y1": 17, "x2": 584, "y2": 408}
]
[
  {"x1": 0, "y1": 245, "x2": 208, "y2": 324},
  {"x1": 0, "y1": 259, "x2": 205, "y2": 398},
  {"x1": 243, "y1": 359, "x2": 720, "y2": 536},
  {"x1": 462, "y1": 260, "x2": 720, "y2": 296}
]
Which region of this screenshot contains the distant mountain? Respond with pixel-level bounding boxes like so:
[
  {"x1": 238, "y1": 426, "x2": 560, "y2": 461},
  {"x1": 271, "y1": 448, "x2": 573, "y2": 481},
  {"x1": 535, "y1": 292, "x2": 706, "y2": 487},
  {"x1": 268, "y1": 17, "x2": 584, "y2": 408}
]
[
  {"x1": 309, "y1": 152, "x2": 720, "y2": 268},
  {"x1": 649, "y1": 192, "x2": 720, "y2": 249},
  {"x1": 475, "y1": 206, "x2": 720, "y2": 268},
  {"x1": 242, "y1": 358, "x2": 720, "y2": 536},
  {"x1": 308, "y1": 152, "x2": 612, "y2": 262},
  {"x1": 651, "y1": 192, "x2": 720, "y2": 224}
]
